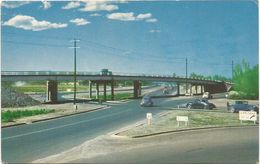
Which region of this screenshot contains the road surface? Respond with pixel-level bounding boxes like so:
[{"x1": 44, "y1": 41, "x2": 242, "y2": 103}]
[
  {"x1": 2, "y1": 94, "x2": 191, "y2": 163},
  {"x1": 73, "y1": 126, "x2": 259, "y2": 164}
]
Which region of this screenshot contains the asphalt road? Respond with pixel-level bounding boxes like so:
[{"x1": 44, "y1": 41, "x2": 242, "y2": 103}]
[
  {"x1": 2, "y1": 92, "x2": 191, "y2": 163},
  {"x1": 75, "y1": 126, "x2": 259, "y2": 164}
]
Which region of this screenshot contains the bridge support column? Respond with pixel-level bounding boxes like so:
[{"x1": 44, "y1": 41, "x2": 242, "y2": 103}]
[
  {"x1": 177, "y1": 83, "x2": 180, "y2": 96},
  {"x1": 201, "y1": 85, "x2": 204, "y2": 93},
  {"x1": 189, "y1": 84, "x2": 192, "y2": 96},
  {"x1": 195, "y1": 85, "x2": 198, "y2": 94},
  {"x1": 46, "y1": 80, "x2": 58, "y2": 103},
  {"x1": 89, "y1": 81, "x2": 92, "y2": 99},
  {"x1": 104, "y1": 83, "x2": 107, "y2": 101},
  {"x1": 111, "y1": 80, "x2": 114, "y2": 100},
  {"x1": 96, "y1": 83, "x2": 99, "y2": 99},
  {"x1": 134, "y1": 81, "x2": 141, "y2": 98}
]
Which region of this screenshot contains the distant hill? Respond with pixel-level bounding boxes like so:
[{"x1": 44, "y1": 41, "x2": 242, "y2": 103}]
[{"x1": 1, "y1": 87, "x2": 41, "y2": 108}]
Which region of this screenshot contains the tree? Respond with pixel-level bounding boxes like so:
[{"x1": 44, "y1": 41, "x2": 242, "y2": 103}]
[{"x1": 233, "y1": 59, "x2": 258, "y2": 99}]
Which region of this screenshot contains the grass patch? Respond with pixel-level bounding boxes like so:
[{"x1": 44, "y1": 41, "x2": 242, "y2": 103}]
[
  {"x1": 119, "y1": 110, "x2": 257, "y2": 137},
  {"x1": 2, "y1": 109, "x2": 55, "y2": 122}
]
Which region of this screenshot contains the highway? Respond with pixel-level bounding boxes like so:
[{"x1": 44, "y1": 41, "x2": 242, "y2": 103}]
[
  {"x1": 2, "y1": 93, "x2": 191, "y2": 163},
  {"x1": 75, "y1": 127, "x2": 259, "y2": 163}
]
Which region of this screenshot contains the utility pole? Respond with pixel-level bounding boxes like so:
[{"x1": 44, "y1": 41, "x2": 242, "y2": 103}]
[
  {"x1": 185, "y1": 58, "x2": 188, "y2": 93},
  {"x1": 70, "y1": 39, "x2": 80, "y2": 105}
]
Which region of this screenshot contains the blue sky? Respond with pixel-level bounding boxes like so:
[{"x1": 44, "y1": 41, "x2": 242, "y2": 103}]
[{"x1": 1, "y1": 0, "x2": 258, "y2": 78}]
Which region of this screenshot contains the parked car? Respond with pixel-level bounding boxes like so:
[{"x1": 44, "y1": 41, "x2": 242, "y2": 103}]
[
  {"x1": 227, "y1": 101, "x2": 259, "y2": 113},
  {"x1": 140, "y1": 95, "x2": 153, "y2": 107},
  {"x1": 202, "y1": 92, "x2": 213, "y2": 99},
  {"x1": 178, "y1": 99, "x2": 216, "y2": 110}
]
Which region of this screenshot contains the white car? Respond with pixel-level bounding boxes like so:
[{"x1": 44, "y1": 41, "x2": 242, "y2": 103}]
[
  {"x1": 140, "y1": 96, "x2": 153, "y2": 107},
  {"x1": 202, "y1": 92, "x2": 212, "y2": 99}
]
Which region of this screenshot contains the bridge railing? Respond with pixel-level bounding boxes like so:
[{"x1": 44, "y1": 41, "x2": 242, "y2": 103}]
[{"x1": 1, "y1": 71, "x2": 225, "y2": 83}]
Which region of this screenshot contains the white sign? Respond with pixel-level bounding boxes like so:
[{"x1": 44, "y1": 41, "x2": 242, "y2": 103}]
[
  {"x1": 146, "y1": 113, "x2": 153, "y2": 119},
  {"x1": 176, "y1": 116, "x2": 188, "y2": 122},
  {"x1": 176, "y1": 116, "x2": 189, "y2": 127},
  {"x1": 239, "y1": 111, "x2": 257, "y2": 122},
  {"x1": 146, "y1": 113, "x2": 152, "y2": 126}
]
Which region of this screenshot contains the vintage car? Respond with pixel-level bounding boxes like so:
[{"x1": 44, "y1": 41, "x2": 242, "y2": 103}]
[
  {"x1": 227, "y1": 101, "x2": 259, "y2": 113},
  {"x1": 178, "y1": 99, "x2": 216, "y2": 110},
  {"x1": 140, "y1": 95, "x2": 154, "y2": 107}
]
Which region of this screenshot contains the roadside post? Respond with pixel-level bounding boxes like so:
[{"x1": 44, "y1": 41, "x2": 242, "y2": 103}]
[
  {"x1": 176, "y1": 116, "x2": 189, "y2": 127},
  {"x1": 239, "y1": 111, "x2": 257, "y2": 124},
  {"x1": 146, "y1": 113, "x2": 153, "y2": 126},
  {"x1": 74, "y1": 104, "x2": 78, "y2": 111}
]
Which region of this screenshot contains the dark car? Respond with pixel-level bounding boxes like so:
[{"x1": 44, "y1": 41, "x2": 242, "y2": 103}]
[
  {"x1": 179, "y1": 99, "x2": 216, "y2": 110},
  {"x1": 140, "y1": 95, "x2": 153, "y2": 107},
  {"x1": 227, "y1": 101, "x2": 259, "y2": 113}
]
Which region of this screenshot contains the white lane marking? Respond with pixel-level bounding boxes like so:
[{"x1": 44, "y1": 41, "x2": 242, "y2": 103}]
[{"x1": 2, "y1": 110, "x2": 129, "y2": 140}]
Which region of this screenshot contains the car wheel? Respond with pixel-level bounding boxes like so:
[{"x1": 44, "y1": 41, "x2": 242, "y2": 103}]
[
  {"x1": 204, "y1": 105, "x2": 210, "y2": 110},
  {"x1": 230, "y1": 107, "x2": 235, "y2": 113}
]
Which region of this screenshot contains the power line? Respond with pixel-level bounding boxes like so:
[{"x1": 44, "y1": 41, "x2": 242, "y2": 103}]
[{"x1": 80, "y1": 38, "x2": 185, "y2": 61}]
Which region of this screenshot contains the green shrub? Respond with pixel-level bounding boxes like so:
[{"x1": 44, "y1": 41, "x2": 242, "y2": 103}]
[{"x1": 1, "y1": 109, "x2": 55, "y2": 122}]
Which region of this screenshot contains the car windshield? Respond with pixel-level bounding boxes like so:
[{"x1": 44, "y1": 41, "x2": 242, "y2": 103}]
[
  {"x1": 201, "y1": 99, "x2": 208, "y2": 103},
  {"x1": 236, "y1": 101, "x2": 248, "y2": 105}
]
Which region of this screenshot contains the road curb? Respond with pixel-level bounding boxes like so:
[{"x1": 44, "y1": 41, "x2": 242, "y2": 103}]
[
  {"x1": 118, "y1": 125, "x2": 258, "y2": 138},
  {"x1": 1, "y1": 123, "x2": 27, "y2": 128},
  {"x1": 1, "y1": 106, "x2": 107, "y2": 128}
]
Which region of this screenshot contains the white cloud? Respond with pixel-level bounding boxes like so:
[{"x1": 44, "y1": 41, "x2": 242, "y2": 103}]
[
  {"x1": 90, "y1": 13, "x2": 101, "y2": 17},
  {"x1": 136, "y1": 13, "x2": 152, "y2": 20},
  {"x1": 62, "y1": 1, "x2": 81, "y2": 10},
  {"x1": 1, "y1": 1, "x2": 31, "y2": 8},
  {"x1": 146, "y1": 18, "x2": 158, "y2": 23},
  {"x1": 80, "y1": 1, "x2": 118, "y2": 12},
  {"x1": 70, "y1": 18, "x2": 90, "y2": 26},
  {"x1": 107, "y1": 12, "x2": 157, "y2": 23},
  {"x1": 3, "y1": 15, "x2": 68, "y2": 31},
  {"x1": 149, "y1": 29, "x2": 161, "y2": 33},
  {"x1": 41, "y1": 0, "x2": 51, "y2": 9},
  {"x1": 107, "y1": 12, "x2": 135, "y2": 21}
]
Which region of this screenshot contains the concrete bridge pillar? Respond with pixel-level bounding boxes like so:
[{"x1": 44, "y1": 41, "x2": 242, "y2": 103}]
[
  {"x1": 96, "y1": 82, "x2": 99, "y2": 99},
  {"x1": 104, "y1": 82, "x2": 107, "y2": 101},
  {"x1": 195, "y1": 85, "x2": 198, "y2": 94},
  {"x1": 134, "y1": 81, "x2": 141, "y2": 98},
  {"x1": 111, "y1": 80, "x2": 115, "y2": 100},
  {"x1": 89, "y1": 80, "x2": 92, "y2": 99},
  {"x1": 201, "y1": 85, "x2": 204, "y2": 93},
  {"x1": 177, "y1": 83, "x2": 180, "y2": 96},
  {"x1": 46, "y1": 80, "x2": 58, "y2": 103}
]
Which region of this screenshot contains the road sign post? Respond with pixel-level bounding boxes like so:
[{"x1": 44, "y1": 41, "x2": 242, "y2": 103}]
[
  {"x1": 146, "y1": 113, "x2": 153, "y2": 126},
  {"x1": 239, "y1": 111, "x2": 257, "y2": 124},
  {"x1": 176, "y1": 116, "x2": 189, "y2": 127}
]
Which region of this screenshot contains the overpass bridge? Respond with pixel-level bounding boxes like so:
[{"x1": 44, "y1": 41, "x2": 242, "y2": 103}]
[{"x1": 1, "y1": 71, "x2": 231, "y2": 103}]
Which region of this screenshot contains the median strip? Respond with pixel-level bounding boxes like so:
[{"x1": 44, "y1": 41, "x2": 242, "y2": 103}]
[{"x1": 117, "y1": 109, "x2": 258, "y2": 138}]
